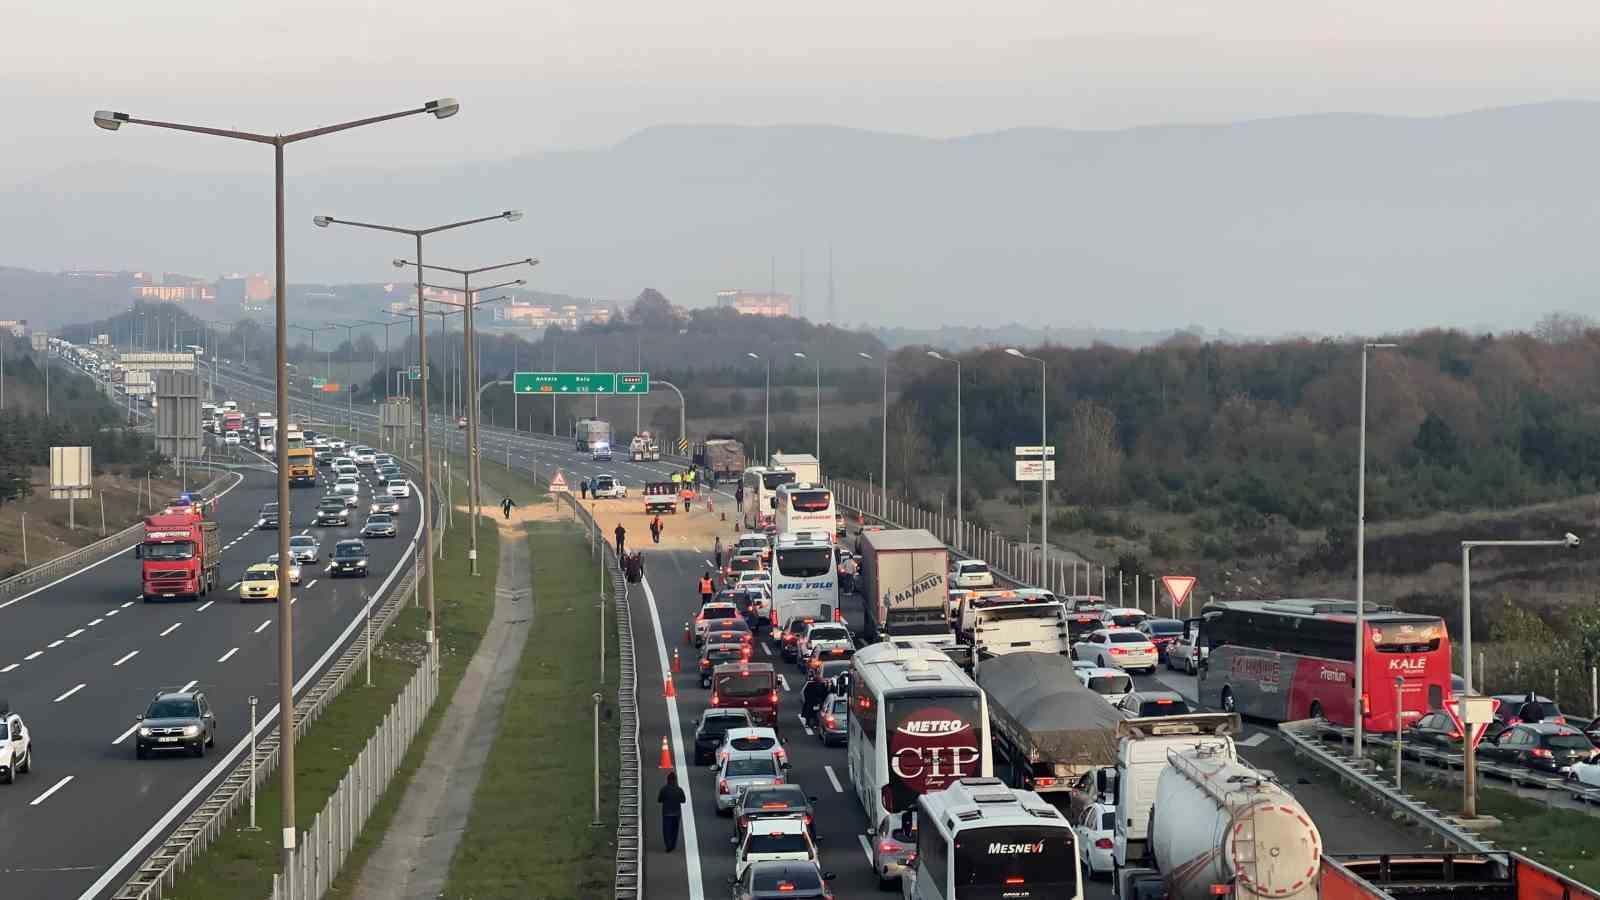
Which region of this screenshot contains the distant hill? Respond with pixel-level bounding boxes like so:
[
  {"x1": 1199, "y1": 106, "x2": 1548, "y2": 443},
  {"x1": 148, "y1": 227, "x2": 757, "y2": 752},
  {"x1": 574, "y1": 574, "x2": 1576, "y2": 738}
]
[{"x1": 7, "y1": 103, "x2": 1600, "y2": 334}]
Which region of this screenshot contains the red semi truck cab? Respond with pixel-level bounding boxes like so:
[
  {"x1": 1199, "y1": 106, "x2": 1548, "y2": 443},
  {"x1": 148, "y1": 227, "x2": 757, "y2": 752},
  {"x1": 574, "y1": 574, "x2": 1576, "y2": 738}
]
[{"x1": 138, "y1": 513, "x2": 221, "y2": 602}]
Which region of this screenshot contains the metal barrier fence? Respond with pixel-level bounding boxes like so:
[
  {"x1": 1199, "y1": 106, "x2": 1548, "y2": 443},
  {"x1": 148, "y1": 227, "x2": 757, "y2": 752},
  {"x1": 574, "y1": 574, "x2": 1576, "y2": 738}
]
[
  {"x1": 112, "y1": 465, "x2": 444, "y2": 900},
  {"x1": 270, "y1": 644, "x2": 439, "y2": 900},
  {"x1": 0, "y1": 467, "x2": 239, "y2": 603}
]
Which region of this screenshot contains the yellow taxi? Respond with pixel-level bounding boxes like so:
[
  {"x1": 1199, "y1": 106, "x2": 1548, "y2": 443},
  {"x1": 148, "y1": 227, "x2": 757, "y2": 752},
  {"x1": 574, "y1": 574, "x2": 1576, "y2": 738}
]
[{"x1": 239, "y1": 563, "x2": 280, "y2": 602}]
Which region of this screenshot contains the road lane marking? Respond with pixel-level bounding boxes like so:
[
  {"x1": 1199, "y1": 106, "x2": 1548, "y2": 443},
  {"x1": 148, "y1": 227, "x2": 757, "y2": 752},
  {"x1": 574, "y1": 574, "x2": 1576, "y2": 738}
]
[
  {"x1": 305, "y1": 579, "x2": 317, "y2": 589},
  {"x1": 25, "y1": 651, "x2": 43, "y2": 661},
  {"x1": 54, "y1": 683, "x2": 86, "y2": 702},
  {"x1": 1239, "y1": 732, "x2": 1269, "y2": 747},
  {"x1": 218, "y1": 647, "x2": 239, "y2": 662},
  {"x1": 196, "y1": 600, "x2": 214, "y2": 612},
  {"x1": 30, "y1": 776, "x2": 74, "y2": 806},
  {"x1": 66, "y1": 629, "x2": 84, "y2": 638},
  {"x1": 121, "y1": 601, "x2": 134, "y2": 608},
  {"x1": 825, "y1": 765, "x2": 844, "y2": 793},
  {"x1": 87, "y1": 618, "x2": 103, "y2": 627},
  {"x1": 857, "y1": 834, "x2": 875, "y2": 866},
  {"x1": 48, "y1": 640, "x2": 63, "y2": 648},
  {"x1": 106, "y1": 610, "x2": 119, "y2": 617},
  {"x1": 1, "y1": 664, "x2": 17, "y2": 673},
  {"x1": 778, "y1": 675, "x2": 791, "y2": 692},
  {"x1": 228, "y1": 582, "x2": 241, "y2": 591},
  {"x1": 112, "y1": 724, "x2": 140, "y2": 745},
  {"x1": 180, "y1": 680, "x2": 197, "y2": 692},
  {"x1": 255, "y1": 620, "x2": 271, "y2": 634},
  {"x1": 637, "y1": 577, "x2": 706, "y2": 900},
  {"x1": 113, "y1": 650, "x2": 139, "y2": 667},
  {"x1": 160, "y1": 624, "x2": 181, "y2": 637}
]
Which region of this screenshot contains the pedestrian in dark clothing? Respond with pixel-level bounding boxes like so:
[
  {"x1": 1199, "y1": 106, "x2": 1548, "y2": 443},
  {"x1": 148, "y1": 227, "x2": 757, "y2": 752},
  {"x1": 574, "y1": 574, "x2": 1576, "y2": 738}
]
[
  {"x1": 501, "y1": 496, "x2": 516, "y2": 519},
  {"x1": 735, "y1": 484, "x2": 744, "y2": 506},
  {"x1": 615, "y1": 523, "x2": 627, "y2": 556},
  {"x1": 579, "y1": 479, "x2": 588, "y2": 500},
  {"x1": 801, "y1": 677, "x2": 830, "y2": 726},
  {"x1": 650, "y1": 515, "x2": 664, "y2": 544},
  {"x1": 659, "y1": 771, "x2": 687, "y2": 852},
  {"x1": 713, "y1": 536, "x2": 723, "y2": 570}
]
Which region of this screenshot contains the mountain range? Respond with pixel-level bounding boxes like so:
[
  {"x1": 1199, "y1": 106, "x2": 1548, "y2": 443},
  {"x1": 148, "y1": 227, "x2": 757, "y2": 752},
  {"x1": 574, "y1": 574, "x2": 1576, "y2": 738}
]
[{"x1": 3, "y1": 102, "x2": 1599, "y2": 334}]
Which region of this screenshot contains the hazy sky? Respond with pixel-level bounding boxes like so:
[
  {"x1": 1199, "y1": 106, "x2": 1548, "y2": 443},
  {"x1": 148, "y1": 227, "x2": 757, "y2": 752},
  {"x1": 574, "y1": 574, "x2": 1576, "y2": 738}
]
[{"x1": 8, "y1": 0, "x2": 1600, "y2": 184}]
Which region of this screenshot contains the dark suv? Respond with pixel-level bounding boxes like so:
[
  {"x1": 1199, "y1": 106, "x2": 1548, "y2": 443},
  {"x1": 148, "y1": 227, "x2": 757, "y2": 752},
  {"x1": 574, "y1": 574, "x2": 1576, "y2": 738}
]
[
  {"x1": 315, "y1": 496, "x2": 350, "y2": 527},
  {"x1": 1480, "y1": 722, "x2": 1597, "y2": 773},
  {"x1": 258, "y1": 502, "x2": 279, "y2": 530},
  {"x1": 135, "y1": 690, "x2": 217, "y2": 759},
  {"x1": 330, "y1": 539, "x2": 369, "y2": 577}
]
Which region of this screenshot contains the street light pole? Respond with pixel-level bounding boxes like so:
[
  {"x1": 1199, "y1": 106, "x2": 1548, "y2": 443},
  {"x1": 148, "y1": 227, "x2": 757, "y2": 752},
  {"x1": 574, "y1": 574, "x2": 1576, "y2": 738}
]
[
  {"x1": 657, "y1": 380, "x2": 687, "y2": 456},
  {"x1": 927, "y1": 350, "x2": 962, "y2": 540},
  {"x1": 1354, "y1": 341, "x2": 1397, "y2": 759},
  {"x1": 794, "y1": 352, "x2": 819, "y2": 466},
  {"x1": 857, "y1": 351, "x2": 887, "y2": 516},
  {"x1": 1005, "y1": 348, "x2": 1048, "y2": 570},
  {"x1": 747, "y1": 352, "x2": 770, "y2": 463},
  {"x1": 96, "y1": 96, "x2": 460, "y2": 897}
]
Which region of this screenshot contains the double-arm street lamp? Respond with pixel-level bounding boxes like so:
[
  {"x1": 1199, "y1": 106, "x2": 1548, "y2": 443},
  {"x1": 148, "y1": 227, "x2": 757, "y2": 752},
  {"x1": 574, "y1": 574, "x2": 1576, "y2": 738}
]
[
  {"x1": 1005, "y1": 348, "x2": 1048, "y2": 574},
  {"x1": 402, "y1": 260, "x2": 537, "y2": 577},
  {"x1": 926, "y1": 350, "x2": 962, "y2": 540},
  {"x1": 95, "y1": 96, "x2": 459, "y2": 895},
  {"x1": 1353, "y1": 341, "x2": 1397, "y2": 758}
]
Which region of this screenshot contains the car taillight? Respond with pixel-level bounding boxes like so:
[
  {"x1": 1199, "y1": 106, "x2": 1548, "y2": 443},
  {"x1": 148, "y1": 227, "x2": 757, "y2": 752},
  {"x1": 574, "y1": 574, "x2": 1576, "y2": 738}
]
[
  {"x1": 769, "y1": 690, "x2": 779, "y2": 704},
  {"x1": 879, "y1": 840, "x2": 901, "y2": 854},
  {"x1": 719, "y1": 779, "x2": 730, "y2": 794},
  {"x1": 1095, "y1": 837, "x2": 1113, "y2": 849},
  {"x1": 1005, "y1": 877, "x2": 1025, "y2": 885},
  {"x1": 1030, "y1": 776, "x2": 1056, "y2": 787},
  {"x1": 1531, "y1": 747, "x2": 1554, "y2": 759},
  {"x1": 803, "y1": 814, "x2": 812, "y2": 825},
  {"x1": 824, "y1": 715, "x2": 836, "y2": 728},
  {"x1": 1109, "y1": 647, "x2": 1125, "y2": 655},
  {"x1": 774, "y1": 777, "x2": 784, "y2": 785},
  {"x1": 711, "y1": 693, "x2": 719, "y2": 704}
]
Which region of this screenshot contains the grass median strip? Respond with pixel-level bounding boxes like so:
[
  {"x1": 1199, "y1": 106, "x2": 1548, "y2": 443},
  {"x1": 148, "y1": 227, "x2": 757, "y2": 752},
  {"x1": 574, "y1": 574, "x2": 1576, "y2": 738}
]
[
  {"x1": 442, "y1": 519, "x2": 620, "y2": 898},
  {"x1": 1403, "y1": 778, "x2": 1600, "y2": 886},
  {"x1": 168, "y1": 517, "x2": 499, "y2": 898}
]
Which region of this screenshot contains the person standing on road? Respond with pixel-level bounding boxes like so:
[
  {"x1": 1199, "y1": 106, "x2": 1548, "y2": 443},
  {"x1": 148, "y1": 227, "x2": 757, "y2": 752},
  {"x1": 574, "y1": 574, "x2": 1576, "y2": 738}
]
[
  {"x1": 579, "y1": 478, "x2": 588, "y2": 500},
  {"x1": 614, "y1": 523, "x2": 627, "y2": 556},
  {"x1": 500, "y1": 496, "x2": 516, "y2": 519},
  {"x1": 658, "y1": 770, "x2": 687, "y2": 852},
  {"x1": 713, "y1": 536, "x2": 723, "y2": 570},
  {"x1": 698, "y1": 571, "x2": 715, "y2": 604},
  {"x1": 650, "y1": 515, "x2": 663, "y2": 544}
]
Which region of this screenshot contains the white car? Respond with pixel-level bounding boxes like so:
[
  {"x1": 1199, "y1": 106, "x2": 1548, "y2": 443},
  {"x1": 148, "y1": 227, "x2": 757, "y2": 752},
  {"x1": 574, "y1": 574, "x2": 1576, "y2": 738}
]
[
  {"x1": 352, "y1": 447, "x2": 376, "y2": 465},
  {"x1": 716, "y1": 726, "x2": 788, "y2": 769},
  {"x1": 734, "y1": 815, "x2": 818, "y2": 881},
  {"x1": 1075, "y1": 665, "x2": 1134, "y2": 706},
  {"x1": 591, "y1": 475, "x2": 627, "y2": 499},
  {"x1": 334, "y1": 462, "x2": 358, "y2": 478},
  {"x1": 734, "y1": 571, "x2": 771, "y2": 594},
  {"x1": 714, "y1": 749, "x2": 786, "y2": 813},
  {"x1": 1572, "y1": 759, "x2": 1600, "y2": 789},
  {"x1": 1, "y1": 707, "x2": 34, "y2": 784},
  {"x1": 952, "y1": 558, "x2": 995, "y2": 589},
  {"x1": 1073, "y1": 627, "x2": 1158, "y2": 674},
  {"x1": 794, "y1": 622, "x2": 851, "y2": 668},
  {"x1": 334, "y1": 475, "x2": 361, "y2": 503},
  {"x1": 385, "y1": 478, "x2": 411, "y2": 498},
  {"x1": 1164, "y1": 630, "x2": 1207, "y2": 676},
  {"x1": 1102, "y1": 607, "x2": 1150, "y2": 629},
  {"x1": 327, "y1": 439, "x2": 347, "y2": 450},
  {"x1": 1074, "y1": 801, "x2": 1116, "y2": 878},
  {"x1": 264, "y1": 554, "x2": 304, "y2": 584},
  {"x1": 223, "y1": 432, "x2": 241, "y2": 446}
]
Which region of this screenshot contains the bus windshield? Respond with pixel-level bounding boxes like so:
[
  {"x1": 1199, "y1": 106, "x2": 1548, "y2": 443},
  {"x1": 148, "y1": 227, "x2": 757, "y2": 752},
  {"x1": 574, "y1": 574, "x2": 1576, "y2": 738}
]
[
  {"x1": 716, "y1": 672, "x2": 774, "y2": 698},
  {"x1": 884, "y1": 693, "x2": 983, "y2": 812},
  {"x1": 953, "y1": 825, "x2": 1078, "y2": 893},
  {"x1": 777, "y1": 548, "x2": 832, "y2": 578},
  {"x1": 1371, "y1": 620, "x2": 1444, "y2": 652},
  {"x1": 789, "y1": 490, "x2": 832, "y2": 512}
]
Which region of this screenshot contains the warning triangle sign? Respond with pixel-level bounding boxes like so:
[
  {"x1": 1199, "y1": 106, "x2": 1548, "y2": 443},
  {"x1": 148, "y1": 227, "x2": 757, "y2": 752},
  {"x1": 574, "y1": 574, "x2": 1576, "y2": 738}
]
[
  {"x1": 1161, "y1": 575, "x2": 1197, "y2": 608},
  {"x1": 549, "y1": 470, "x2": 570, "y2": 493}
]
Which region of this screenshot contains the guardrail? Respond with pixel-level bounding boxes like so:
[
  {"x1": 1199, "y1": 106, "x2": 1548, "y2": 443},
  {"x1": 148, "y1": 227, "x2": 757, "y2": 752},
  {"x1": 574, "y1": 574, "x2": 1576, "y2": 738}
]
[
  {"x1": 112, "y1": 462, "x2": 445, "y2": 900},
  {"x1": 1277, "y1": 719, "x2": 1499, "y2": 852},
  {"x1": 0, "y1": 467, "x2": 238, "y2": 604}
]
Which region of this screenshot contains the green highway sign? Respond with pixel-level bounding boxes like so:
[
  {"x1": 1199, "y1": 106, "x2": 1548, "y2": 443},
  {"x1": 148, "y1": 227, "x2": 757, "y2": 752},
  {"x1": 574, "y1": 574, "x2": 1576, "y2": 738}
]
[
  {"x1": 616, "y1": 372, "x2": 651, "y2": 394},
  {"x1": 407, "y1": 365, "x2": 421, "y2": 381},
  {"x1": 311, "y1": 377, "x2": 326, "y2": 389},
  {"x1": 513, "y1": 371, "x2": 618, "y2": 395}
]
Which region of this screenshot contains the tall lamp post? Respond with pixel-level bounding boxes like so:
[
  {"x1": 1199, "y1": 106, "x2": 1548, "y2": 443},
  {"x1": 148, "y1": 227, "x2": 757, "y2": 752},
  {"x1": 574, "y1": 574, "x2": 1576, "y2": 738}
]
[
  {"x1": 404, "y1": 261, "x2": 537, "y2": 578},
  {"x1": 857, "y1": 351, "x2": 887, "y2": 517},
  {"x1": 747, "y1": 352, "x2": 770, "y2": 463},
  {"x1": 314, "y1": 209, "x2": 523, "y2": 598},
  {"x1": 1004, "y1": 348, "x2": 1048, "y2": 573},
  {"x1": 95, "y1": 97, "x2": 459, "y2": 895},
  {"x1": 794, "y1": 351, "x2": 820, "y2": 466},
  {"x1": 1458, "y1": 534, "x2": 1580, "y2": 816},
  {"x1": 926, "y1": 350, "x2": 962, "y2": 541},
  {"x1": 1354, "y1": 341, "x2": 1397, "y2": 759}
]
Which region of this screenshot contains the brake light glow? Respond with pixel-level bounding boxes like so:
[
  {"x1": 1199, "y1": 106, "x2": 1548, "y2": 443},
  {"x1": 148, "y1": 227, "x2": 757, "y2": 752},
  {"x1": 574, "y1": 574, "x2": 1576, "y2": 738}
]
[
  {"x1": 1031, "y1": 776, "x2": 1056, "y2": 787},
  {"x1": 1095, "y1": 837, "x2": 1113, "y2": 849},
  {"x1": 1005, "y1": 877, "x2": 1025, "y2": 885},
  {"x1": 823, "y1": 715, "x2": 836, "y2": 728},
  {"x1": 879, "y1": 840, "x2": 902, "y2": 854},
  {"x1": 769, "y1": 690, "x2": 780, "y2": 705},
  {"x1": 1109, "y1": 647, "x2": 1126, "y2": 655},
  {"x1": 761, "y1": 802, "x2": 787, "y2": 809},
  {"x1": 1531, "y1": 747, "x2": 1554, "y2": 759},
  {"x1": 711, "y1": 693, "x2": 720, "y2": 704},
  {"x1": 777, "y1": 884, "x2": 795, "y2": 893},
  {"x1": 719, "y1": 779, "x2": 730, "y2": 794}
]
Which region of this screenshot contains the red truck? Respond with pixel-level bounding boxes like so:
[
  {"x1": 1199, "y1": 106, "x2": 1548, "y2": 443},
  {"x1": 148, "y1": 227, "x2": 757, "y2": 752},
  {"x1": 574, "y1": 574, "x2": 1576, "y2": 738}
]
[{"x1": 137, "y1": 513, "x2": 221, "y2": 602}]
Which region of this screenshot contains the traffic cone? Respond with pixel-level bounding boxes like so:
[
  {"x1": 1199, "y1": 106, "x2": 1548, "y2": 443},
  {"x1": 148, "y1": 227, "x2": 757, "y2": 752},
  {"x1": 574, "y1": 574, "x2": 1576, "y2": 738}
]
[
  {"x1": 683, "y1": 621, "x2": 692, "y2": 643},
  {"x1": 658, "y1": 736, "x2": 672, "y2": 770},
  {"x1": 672, "y1": 649, "x2": 681, "y2": 672},
  {"x1": 665, "y1": 676, "x2": 677, "y2": 699}
]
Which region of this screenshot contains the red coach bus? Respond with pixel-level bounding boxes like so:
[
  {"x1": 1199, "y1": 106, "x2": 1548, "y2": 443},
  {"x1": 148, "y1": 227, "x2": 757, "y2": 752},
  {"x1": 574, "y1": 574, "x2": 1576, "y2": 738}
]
[{"x1": 1196, "y1": 598, "x2": 1451, "y2": 732}]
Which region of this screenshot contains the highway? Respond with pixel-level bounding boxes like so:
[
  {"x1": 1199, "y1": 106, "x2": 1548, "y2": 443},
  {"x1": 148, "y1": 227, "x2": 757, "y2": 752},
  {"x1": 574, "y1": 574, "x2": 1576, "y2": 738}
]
[{"x1": 0, "y1": 429, "x2": 422, "y2": 899}]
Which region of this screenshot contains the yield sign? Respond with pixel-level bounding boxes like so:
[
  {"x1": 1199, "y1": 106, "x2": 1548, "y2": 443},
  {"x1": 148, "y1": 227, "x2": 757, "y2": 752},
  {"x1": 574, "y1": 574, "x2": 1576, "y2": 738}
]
[
  {"x1": 1161, "y1": 575, "x2": 1197, "y2": 608},
  {"x1": 1443, "y1": 696, "x2": 1502, "y2": 749},
  {"x1": 548, "y1": 470, "x2": 570, "y2": 494}
]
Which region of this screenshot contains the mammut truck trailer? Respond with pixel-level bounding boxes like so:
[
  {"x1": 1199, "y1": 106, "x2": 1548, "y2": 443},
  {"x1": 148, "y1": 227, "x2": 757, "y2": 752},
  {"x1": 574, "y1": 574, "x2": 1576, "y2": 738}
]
[{"x1": 859, "y1": 528, "x2": 950, "y2": 643}]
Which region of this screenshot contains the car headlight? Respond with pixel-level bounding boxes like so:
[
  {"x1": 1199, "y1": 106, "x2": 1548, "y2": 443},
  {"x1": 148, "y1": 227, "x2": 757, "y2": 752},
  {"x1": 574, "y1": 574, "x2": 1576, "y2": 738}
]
[
  {"x1": 183, "y1": 725, "x2": 201, "y2": 737},
  {"x1": 138, "y1": 727, "x2": 152, "y2": 737},
  {"x1": 358, "y1": 558, "x2": 368, "y2": 566}
]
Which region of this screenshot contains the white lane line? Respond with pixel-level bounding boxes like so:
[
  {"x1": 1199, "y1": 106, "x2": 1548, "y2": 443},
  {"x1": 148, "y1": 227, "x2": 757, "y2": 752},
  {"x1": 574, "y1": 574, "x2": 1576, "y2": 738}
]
[
  {"x1": 180, "y1": 680, "x2": 198, "y2": 693},
  {"x1": 857, "y1": 834, "x2": 875, "y2": 866},
  {"x1": 159, "y1": 624, "x2": 181, "y2": 637},
  {"x1": 66, "y1": 629, "x2": 84, "y2": 638},
  {"x1": 228, "y1": 582, "x2": 241, "y2": 591},
  {"x1": 112, "y1": 723, "x2": 140, "y2": 745},
  {"x1": 113, "y1": 650, "x2": 139, "y2": 667},
  {"x1": 254, "y1": 620, "x2": 271, "y2": 634},
  {"x1": 778, "y1": 674, "x2": 791, "y2": 692},
  {"x1": 30, "y1": 776, "x2": 74, "y2": 806},
  {"x1": 106, "y1": 610, "x2": 119, "y2": 617},
  {"x1": 1, "y1": 664, "x2": 17, "y2": 673},
  {"x1": 25, "y1": 651, "x2": 43, "y2": 661},
  {"x1": 121, "y1": 601, "x2": 134, "y2": 609},
  {"x1": 637, "y1": 577, "x2": 706, "y2": 900},
  {"x1": 197, "y1": 600, "x2": 214, "y2": 612},
  {"x1": 760, "y1": 643, "x2": 771, "y2": 657},
  {"x1": 217, "y1": 647, "x2": 239, "y2": 663},
  {"x1": 132, "y1": 594, "x2": 141, "y2": 600},
  {"x1": 87, "y1": 618, "x2": 103, "y2": 627},
  {"x1": 1239, "y1": 732, "x2": 1270, "y2": 748},
  {"x1": 305, "y1": 579, "x2": 317, "y2": 589},
  {"x1": 825, "y1": 765, "x2": 844, "y2": 793},
  {"x1": 54, "y1": 683, "x2": 86, "y2": 702},
  {"x1": 48, "y1": 640, "x2": 64, "y2": 648}
]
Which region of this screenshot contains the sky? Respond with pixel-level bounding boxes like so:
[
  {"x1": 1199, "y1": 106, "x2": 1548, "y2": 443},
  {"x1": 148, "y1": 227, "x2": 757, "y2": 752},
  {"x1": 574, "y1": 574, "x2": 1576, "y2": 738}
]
[{"x1": 8, "y1": 0, "x2": 1600, "y2": 184}]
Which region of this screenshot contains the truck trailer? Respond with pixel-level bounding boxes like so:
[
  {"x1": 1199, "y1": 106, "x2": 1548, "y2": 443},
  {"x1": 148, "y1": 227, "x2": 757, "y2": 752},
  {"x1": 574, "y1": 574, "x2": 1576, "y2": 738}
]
[
  {"x1": 693, "y1": 435, "x2": 746, "y2": 484},
  {"x1": 976, "y1": 650, "x2": 1122, "y2": 795},
  {"x1": 573, "y1": 418, "x2": 611, "y2": 452},
  {"x1": 768, "y1": 452, "x2": 819, "y2": 485},
  {"x1": 858, "y1": 528, "x2": 950, "y2": 643}
]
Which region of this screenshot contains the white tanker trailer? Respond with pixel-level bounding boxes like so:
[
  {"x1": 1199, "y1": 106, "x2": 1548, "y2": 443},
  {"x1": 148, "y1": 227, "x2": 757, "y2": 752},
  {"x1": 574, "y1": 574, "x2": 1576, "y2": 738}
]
[{"x1": 1146, "y1": 746, "x2": 1323, "y2": 900}]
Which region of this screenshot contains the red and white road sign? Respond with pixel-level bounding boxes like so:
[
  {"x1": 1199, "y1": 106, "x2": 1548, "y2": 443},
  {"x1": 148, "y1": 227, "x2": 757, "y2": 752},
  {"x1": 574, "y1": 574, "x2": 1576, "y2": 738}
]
[
  {"x1": 548, "y1": 470, "x2": 570, "y2": 494},
  {"x1": 1443, "y1": 697, "x2": 1502, "y2": 749},
  {"x1": 1161, "y1": 575, "x2": 1197, "y2": 608}
]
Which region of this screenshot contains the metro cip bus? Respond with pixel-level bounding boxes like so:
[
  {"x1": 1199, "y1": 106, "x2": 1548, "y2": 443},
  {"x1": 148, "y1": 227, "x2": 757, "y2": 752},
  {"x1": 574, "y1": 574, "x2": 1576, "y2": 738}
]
[
  {"x1": 1196, "y1": 598, "x2": 1452, "y2": 732},
  {"x1": 849, "y1": 642, "x2": 992, "y2": 890},
  {"x1": 741, "y1": 466, "x2": 796, "y2": 530},
  {"x1": 770, "y1": 531, "x2": 839, "y2": 626},
  {"x1": 774, "y1": 482, "x2": 836, "y2": 542},
  {"x1": 906, "y1": 778, "x2": 1082, "y2": 900}
]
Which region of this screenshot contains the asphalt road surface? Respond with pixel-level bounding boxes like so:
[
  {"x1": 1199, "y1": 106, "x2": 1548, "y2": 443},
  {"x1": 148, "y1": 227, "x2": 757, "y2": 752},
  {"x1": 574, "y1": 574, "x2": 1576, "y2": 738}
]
[{"x1": 0, "y1": 439, "x2": 422, "y2": 899}]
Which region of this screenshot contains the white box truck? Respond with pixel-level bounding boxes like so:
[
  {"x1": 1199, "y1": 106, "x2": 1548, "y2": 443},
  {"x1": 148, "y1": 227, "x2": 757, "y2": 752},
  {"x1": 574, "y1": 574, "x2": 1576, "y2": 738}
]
[
  {"x1": 858, "y1": 529, "x2": 950, "y2": 643},
  {"x1": 768, "y1": 452, "x2": 819, "y2": 485}
]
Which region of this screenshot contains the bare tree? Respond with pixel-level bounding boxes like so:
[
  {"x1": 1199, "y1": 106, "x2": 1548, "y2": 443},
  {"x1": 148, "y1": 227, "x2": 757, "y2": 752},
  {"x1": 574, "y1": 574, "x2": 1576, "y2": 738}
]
[
  {"x1": 891, "y1": 401, "x2": 930, "y2": 496},
  {"x1": 1066, "y1": 399, "x2": 1121, "y2": 505}
]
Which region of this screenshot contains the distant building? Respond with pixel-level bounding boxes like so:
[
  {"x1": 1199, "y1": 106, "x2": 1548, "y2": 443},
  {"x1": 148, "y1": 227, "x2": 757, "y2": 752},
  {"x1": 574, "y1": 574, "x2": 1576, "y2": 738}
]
[
  {"x1": 716, "y1": 290, "x2": 793, "y2": 318},
  {"x1": 132, "y1": 283, "x2": 214, "y2": 303},
  {"x1": 493, "y1": 299, "x2": 612, "y2": 329},
  {"x1": 0, "y1": 319, "x2": 27, "y2": 337},
  {"x1": 217, "y1": 273, "x2": 272, "y2": 306}
]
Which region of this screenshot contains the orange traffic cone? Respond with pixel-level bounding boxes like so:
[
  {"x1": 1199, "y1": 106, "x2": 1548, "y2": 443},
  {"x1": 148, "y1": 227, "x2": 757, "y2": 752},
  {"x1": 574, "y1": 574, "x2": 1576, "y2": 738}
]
[
  {"x1": 672, "y1": 649, "x2": 681, "y2": 672},
  {"x1": 665, "y1": 676, "x2": 677, "y2": 699},
  {"x1": 658, "y1": 736, "x2": 672, "y2": 770}
]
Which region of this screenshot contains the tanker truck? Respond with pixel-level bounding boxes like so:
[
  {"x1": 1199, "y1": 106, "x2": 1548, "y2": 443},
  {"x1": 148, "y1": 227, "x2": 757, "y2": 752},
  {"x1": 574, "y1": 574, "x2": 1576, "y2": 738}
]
[
  {"x1": 1142, "y1": 747, "x2": 1323, "y2": 900},
  {"x1": 1113, "y1": 713, "x2": 1241, "y2": 877}
]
